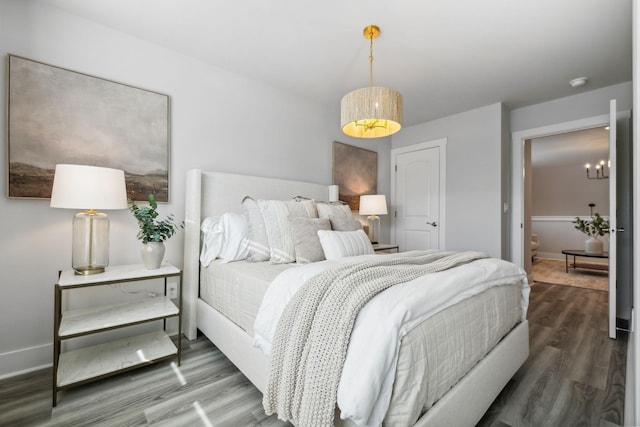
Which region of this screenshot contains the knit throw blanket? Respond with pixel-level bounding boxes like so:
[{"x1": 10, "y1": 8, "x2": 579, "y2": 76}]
[{"x1": 263, "y1": 250, "x2": 487, "y2": 427}]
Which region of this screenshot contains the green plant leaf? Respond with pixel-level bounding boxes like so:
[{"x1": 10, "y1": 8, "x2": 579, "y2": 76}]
[
  {"x1": 128, "y1": 193, "x2": 184, "y2": 243},
  {"x1": 572, "y1": 213, "x2": 610, "y2": 237}
]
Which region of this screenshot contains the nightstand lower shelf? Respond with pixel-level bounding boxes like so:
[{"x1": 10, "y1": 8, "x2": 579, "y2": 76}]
[{"x1": 57, "y1": 330, "x2": 177, "y2": 388}]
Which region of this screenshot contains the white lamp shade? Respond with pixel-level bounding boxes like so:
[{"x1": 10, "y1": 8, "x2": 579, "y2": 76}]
[
  {"x1": 359, "y1": 194, "x2": 388, "y2": 216},
  {"x1": 50, "y1": 164, "x2": 128, "y2": 210},
  {"x1": 341, "y1": 87, "x2": 402, "y2": 138}
]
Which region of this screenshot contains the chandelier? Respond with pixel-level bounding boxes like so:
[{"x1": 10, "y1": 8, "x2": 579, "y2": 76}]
[
  {"x1": 340, "y1": 25, "x2": 402, "y2": 139},
  {"x1": 585, "y1": 160, "x2": 609, "y2": 180}
]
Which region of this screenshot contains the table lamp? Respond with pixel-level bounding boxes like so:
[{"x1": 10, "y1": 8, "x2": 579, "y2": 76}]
[
  {"x1": 328, "y1": 185, "x2": 339, "y2": 203},
  {"x1": 50, "y1": 164, "x2": 128, "y2": 275},
  {"x1": 359, "y1": 194, "x2": 388, "y2": 244}
]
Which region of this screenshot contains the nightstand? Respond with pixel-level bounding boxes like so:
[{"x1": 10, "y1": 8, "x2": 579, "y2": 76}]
[
  {"x1": 52, "y1": 263, "x2": 182, "y2": 406},
  {"x1": 372, "y1": 243, "x2": 399, "y2": 253}
]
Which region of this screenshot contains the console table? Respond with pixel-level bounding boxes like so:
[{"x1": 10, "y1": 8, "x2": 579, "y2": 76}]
[{"x1": 561, "y1": 249, "x2": 609, "y2": 273}]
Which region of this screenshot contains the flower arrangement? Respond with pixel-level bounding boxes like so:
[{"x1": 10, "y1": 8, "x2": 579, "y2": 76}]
[
  {"x1": 128, "y1": 193, "x2": 183, "y2": 244},
  {"x1": 573, "y1": 213, "x2": 610, "y2": 237}
]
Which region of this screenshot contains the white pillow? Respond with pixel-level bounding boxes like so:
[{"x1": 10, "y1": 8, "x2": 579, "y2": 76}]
[
  {"x1": 259, "y1": 199, "x2": 297, "y2": 264},
  {"x1": 200, "y1": 213, "x2": 250, "y2": 266},
  {"x1": 242, "y1": 196, "x2": 271, "y2": 262},
  {"x1": 317, "y1": 229, "x2": 374, "y2": 260}
]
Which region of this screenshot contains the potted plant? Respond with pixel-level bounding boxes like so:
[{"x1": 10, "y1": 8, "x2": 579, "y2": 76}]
[
  {"x1": 129, "y1": 193, "x2": 183, "y2": 269},
  {"x1": 573, "y1": 213, "x2": 610, "y2": 254}
]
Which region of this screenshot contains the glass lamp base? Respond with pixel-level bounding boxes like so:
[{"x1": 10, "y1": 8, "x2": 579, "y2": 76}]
[
  {"x1": 72, "y1": 210, "x2": 110, "y2": 275},
  {"x1": 73, "y1": 266, "x2": 106, "y2": 275},
  {"x1": 367, "y1": 215, "x2": 380, "y2": 244}
]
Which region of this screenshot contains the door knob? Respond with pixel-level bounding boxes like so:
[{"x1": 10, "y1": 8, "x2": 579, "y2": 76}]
[{"x1": 426, "y1": 221, "x2": 438, "y2": 227}]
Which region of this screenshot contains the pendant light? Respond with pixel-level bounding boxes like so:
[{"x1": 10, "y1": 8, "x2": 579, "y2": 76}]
[{"x1": 341, "y1": 25, "x2": 402, "y2": 139}]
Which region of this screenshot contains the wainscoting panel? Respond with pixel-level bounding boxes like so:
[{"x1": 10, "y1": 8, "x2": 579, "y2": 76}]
[{"x1": 531, "y1": 216, "x2": 609, "y2": 262}]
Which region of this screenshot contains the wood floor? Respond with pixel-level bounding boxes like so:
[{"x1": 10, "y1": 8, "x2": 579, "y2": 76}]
[
  {"x1": 0, "y1": 282, "x2": 627, "y2": 427},
  {"x1": 478, "y1": 282, "x2": 627, "y2": 427}
]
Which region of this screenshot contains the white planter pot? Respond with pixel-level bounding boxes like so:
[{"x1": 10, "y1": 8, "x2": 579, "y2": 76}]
[
  {"x1": 140, "y1": 242, "x2": 166, "y2": 269},
  {"x1": 584, "y1": 237, "x2": 603, "y2": 255}
]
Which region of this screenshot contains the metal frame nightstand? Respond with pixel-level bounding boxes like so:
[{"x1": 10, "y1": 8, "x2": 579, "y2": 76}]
[
  {"x1": 372, "y1": 243, "x2": 399, "y2": 253},
  {"x1": 53, "y1": 263, "x2": 182, "y2": 406}
]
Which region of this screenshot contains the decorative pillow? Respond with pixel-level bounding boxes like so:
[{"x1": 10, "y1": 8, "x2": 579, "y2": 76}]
[
  {"x1": 329, "y1": 215, "x2": 363, "y2": 231},
  {"x1": 317, "y1": 229, "x2": 374, "y2": 260},
  {"x1": 259, "y1": 199, "x2": 297, "y2": 264},
  {"x1": 290, "y1": 217, "x2": 331, "y2": 264},
  {"x1": 200, "y1": 213, "x2": 250, "y2": 266},
  {"x1": 286, "y1": 199, "x2": 318, "y2": 218},
  {"x1": 242, "y1": 196, "x2": 270, "y2": 262},
  {"x1": 316, "y1": 202, "x2": 352, "y2": 219}
]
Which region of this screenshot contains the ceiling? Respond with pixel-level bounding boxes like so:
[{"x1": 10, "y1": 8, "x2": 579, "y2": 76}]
[
  {"x1": 39, "y1": 0, "x2": 632, "y2": 127},
  {"x1": 531, "y1": 127, "x2": 609, "y2": 167}
]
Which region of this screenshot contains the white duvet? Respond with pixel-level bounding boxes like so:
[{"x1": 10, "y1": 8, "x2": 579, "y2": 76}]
[{"x1": 253, "y1": 254, "x2": 529, "y2": 427}]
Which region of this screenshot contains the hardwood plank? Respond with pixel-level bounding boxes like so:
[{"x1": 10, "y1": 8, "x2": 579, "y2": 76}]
[
  {"x1": 544, "y1": 379, "x2": 603, "y2": 426},
  {"x1": 514, "y1": 346, "x2": 573, "y2": 425},
  {"x1": 599, "y1": 332, "x2": 628, "y2": 425}
]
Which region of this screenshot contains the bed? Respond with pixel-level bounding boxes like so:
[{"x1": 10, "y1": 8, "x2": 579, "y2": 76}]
[{"x1": 183, "y1": 169, "x2": 530, "y2": 427}]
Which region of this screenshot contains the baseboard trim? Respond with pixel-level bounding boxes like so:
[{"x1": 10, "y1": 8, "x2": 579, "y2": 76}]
[
  {"x1": 538, "y1": 252, "x2": 564, "y2": 260},
  {"x1": 617, "y1": 317, "x2": 631, "y2": 332},
  {"x1": 0, "y1": 343, "x2": 52, "y2": 380}
]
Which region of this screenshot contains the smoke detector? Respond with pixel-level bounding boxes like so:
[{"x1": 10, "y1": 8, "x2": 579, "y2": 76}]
[{"x1": 569, "y1": 77, "x2": 588, "y2": 88}]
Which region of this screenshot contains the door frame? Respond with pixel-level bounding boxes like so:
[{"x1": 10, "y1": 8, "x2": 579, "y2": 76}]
[
  {"x1": 510, "y1": 114, "x2": 610, "y2": 267},
  {"x1": 390, "y1": 139, "x2": 447, "y2": 249}
]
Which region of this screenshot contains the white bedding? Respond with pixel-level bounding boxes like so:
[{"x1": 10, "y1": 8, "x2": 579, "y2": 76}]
[
  {"x1": 200, "y1": 260, "x2": 292, "y2": 335},
  {"x1": 254, "y1": 253, "x2": 529, "y2": 427}
]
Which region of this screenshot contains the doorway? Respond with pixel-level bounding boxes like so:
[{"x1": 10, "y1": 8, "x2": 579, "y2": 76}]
[
  {"x1": 528, "y1": 127, "x2": 610, "y2": 291},
  {"x1": 511, "y1": 105, "x2": 632, "y2": 339}
]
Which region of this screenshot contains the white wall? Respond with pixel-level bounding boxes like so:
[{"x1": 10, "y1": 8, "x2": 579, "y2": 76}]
[
  {"x1": 0, "y1": 0, "x2": 391, "y2": 377},
  {"x1": 511, "y1": 81, "x2": 632, "y2": 132},
  {"x1": 531, "y1": 150, "x2": 609, "y2": 217},
  {"x1": 500, "y1": 104, "x2": 511, "y2": 259},
  {"x1": 391, "y1": 103, "x2": 506, "y2": 258}
]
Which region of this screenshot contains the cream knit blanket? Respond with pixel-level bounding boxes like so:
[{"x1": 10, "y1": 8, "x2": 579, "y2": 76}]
[{"x1": 263, "y1": 250, "x2": 487, "y2": 426}]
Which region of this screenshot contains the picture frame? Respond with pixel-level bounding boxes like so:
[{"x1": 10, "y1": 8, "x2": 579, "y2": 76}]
[
  {"x1": 6, "y1": 54, "x2": 171, "y2": 201},
  {"x1": 332, "y1": 141, "x2": 378, "y2": 211}
]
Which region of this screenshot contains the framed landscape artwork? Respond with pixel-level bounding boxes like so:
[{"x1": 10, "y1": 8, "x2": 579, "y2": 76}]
[
  {"x1": 332, "y1": 141, "x2": 377, "y2": 211},
  {"x1": 6, "y1": 54, "x2": 171, "y2": 201}
]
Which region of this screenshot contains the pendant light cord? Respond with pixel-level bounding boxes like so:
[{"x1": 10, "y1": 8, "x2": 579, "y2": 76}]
[{"x1": 368, "y1": 29, "x2": 374, "y2": 87}]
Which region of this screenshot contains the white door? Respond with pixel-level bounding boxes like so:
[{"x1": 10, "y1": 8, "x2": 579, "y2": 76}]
[
  {"x1": 608, "y1": 99, "x2": 617, "y2": 339},
  {"x1": 393, "y1": 144, "x2": 442, "y2": 251}
]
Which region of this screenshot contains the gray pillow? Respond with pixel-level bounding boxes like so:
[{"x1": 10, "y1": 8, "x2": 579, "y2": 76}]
[
  {"x1": 316, "y1": 202, "x2": 352, "y2": 219},
  {"x1": 329, "y1": 215, "x2": 363, "y2": 231},
  {"x1": 289, "y1": 217, "x2": 331, "y2": 264}
]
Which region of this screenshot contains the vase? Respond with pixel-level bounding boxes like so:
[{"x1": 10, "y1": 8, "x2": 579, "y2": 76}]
[
  {"x1": 585, "y1": 237, "x2": 603, "y2": 255},
  {"x1": 140, "y1": 242, "x2": 166, "y2": 269}
]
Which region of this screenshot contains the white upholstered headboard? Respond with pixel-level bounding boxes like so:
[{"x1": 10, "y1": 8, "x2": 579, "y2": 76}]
[{"x1": 182, "y1": 169, "x2": 329, "y2": 339}]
